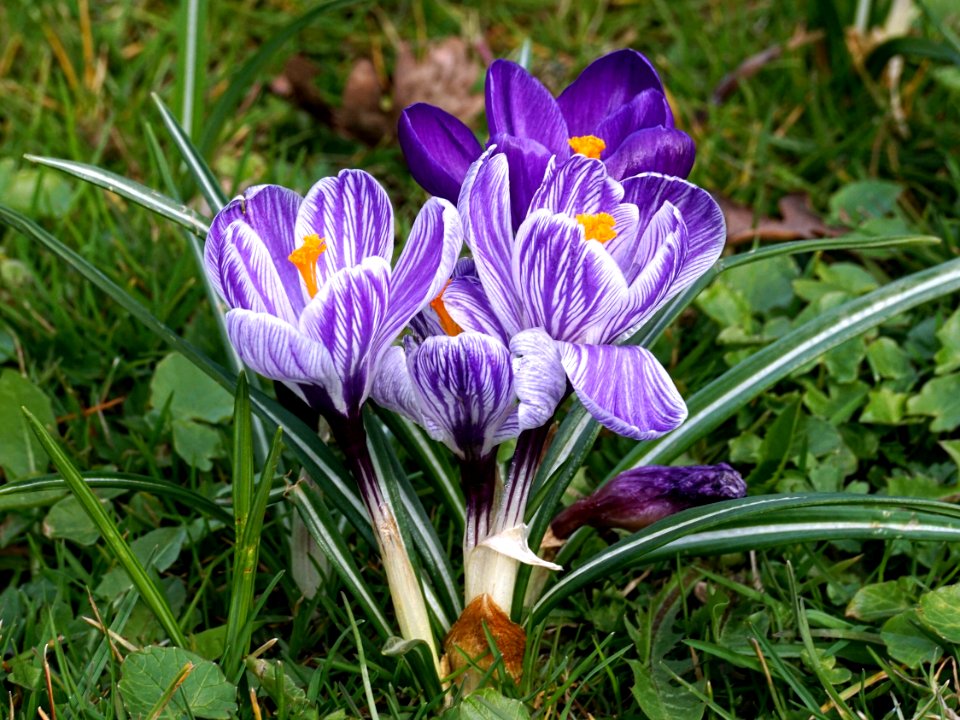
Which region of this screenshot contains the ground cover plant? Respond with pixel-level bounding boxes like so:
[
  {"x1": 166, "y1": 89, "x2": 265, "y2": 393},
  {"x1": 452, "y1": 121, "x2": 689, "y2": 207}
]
[{"x1": 1, "y1": 0, "x2": 960, "y2": 717}]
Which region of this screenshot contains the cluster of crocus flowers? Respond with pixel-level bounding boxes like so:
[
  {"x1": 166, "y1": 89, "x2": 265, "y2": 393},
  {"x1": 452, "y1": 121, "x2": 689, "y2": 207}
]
[{"x1": 203, "y1": 48, "x2": 745, "y2": 688}]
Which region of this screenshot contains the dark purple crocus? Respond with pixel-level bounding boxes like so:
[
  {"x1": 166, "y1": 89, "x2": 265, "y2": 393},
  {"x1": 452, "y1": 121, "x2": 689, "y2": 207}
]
[
  {"x1": 551, "y1": 464, "x2": 747, "y2": 539},
  {"x1": 399, "y1": 49, "x2": 695, "y2": 228},
  {"x1": 202, "y1": 171, "x2": 462, "y2": 420}
]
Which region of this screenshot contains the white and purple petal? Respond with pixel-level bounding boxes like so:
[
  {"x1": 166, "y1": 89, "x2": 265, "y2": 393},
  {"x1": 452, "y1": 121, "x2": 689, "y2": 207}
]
[
  {"x1": 485, "y1": 59, "x2": 569, "y2": 158},
  {"x1": 204, "y1": 184, "x2": 304, "y2": 313},
  {"x1": 527, "y1": 155, "x2": 623, "y2": 216},
  {"x1": 557, "y1": 341, "x2": 686, "y2": 440},
  {"x1": 557, "y1": 49, "x2": 664, "y2": 137},
  {"x1": 377, "y1": 197, "x2": 462, "y2": 350},
  {"x1": 398, "y1": 103, "x2": 484, "y2": 202},
  {"x1": 442, "y1": 273, "x2": 510, "y2": 344},
  {"x1": 409, "y1": 333, "x2": 517, "y2": 457},
  {"x1": 510, "y1": 328, "x2": 568, "y2": 431},
  {"x1": 298, "y1": 257, "x2": 391, "y2": 413},
  {"x1": 371, "y1": 343, "x2": 425, "y2": 425},
  {"x1": 603, "y1": 127, "x2": 696, "y2": 180},
  {"x1": 294, "y1": 170, "x2": 394, "y2": 285},
  {"x1": 488, "y1": 133, "x2": 555, "y2": 229},
  {"x1": 513, "y1": 210, "x2": 628, "y2": 343},
  {"x1": 460, "y1": 152, "x2": 525, "y2": 336}
]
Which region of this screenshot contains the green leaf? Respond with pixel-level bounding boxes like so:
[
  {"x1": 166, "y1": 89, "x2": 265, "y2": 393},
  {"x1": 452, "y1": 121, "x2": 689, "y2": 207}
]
[
  {"x1": 881, "y1": 611, "x2": 944, "y2": 668},
  {"x1": 171, "y1": 417, "x2": 223, "y2": 471},
  {"x1": 0, "y1": 158, "x2": 72, "y2": 218},
  {"x1": 95, "y1": 526, "x2": 189, "y2": 597},
  {"x1": 151, "y1": 352, "x2": 234, "y2": 424},
  {"x1": 0, "y1": 368, "x2": 56, "y2": 478},
  {"x1": 934, "y1": 306, "x2": 960, "y2": 375},
  {"x1": 907, "y1": 374, "x2": 960, "y2": 431},
  {"x1": 245, "y1": 657, "x2": 319, "y2": 720},
  {"x1": 941, "y1": 440, "x2": 960, "y2": 478},
  {"x1": 845, "y1": 580, "x2": 914, "y2": 622},
  {"x1": 119, "y1": 646, "x2": 237, "y2": 719},
  {"x1": 43, "y1": 494, "x2": 115, "y2": 546},
  {"x1": 860, "y1": 388, "x2": 907, "y2": 425},
  {"x1": 630, "y1": 660, "x2": 705, "y2": 720},
  {"x1": 441, "y1": 689, "x2": 531, "y2": 720},
  {"x1": 917, "y1": 584, "x2": 960, "y2": 643},
  {"x1": 866, "y1": 337, "x2": 914, "y2": 380},
  {"x1": 823, "y1": 336, "x2": 866, "y2": 382},
  {"x1": 828, "y1": 180, "x2": 903, "y2": 225}
]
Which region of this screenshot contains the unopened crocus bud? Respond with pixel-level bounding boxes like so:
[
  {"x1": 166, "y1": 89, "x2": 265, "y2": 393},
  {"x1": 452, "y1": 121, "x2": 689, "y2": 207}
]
[{"x1": 551, "y1": 463, "x2": 746, "y2": 539}]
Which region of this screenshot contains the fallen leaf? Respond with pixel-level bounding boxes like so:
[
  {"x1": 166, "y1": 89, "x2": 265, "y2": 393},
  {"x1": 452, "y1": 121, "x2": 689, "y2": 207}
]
[
  {"x1": 269, "y1": 54, "x2": 333, "y2": 125},
  {"x1": 719, "y1": 193, "x2": 843, "y2": 245}
]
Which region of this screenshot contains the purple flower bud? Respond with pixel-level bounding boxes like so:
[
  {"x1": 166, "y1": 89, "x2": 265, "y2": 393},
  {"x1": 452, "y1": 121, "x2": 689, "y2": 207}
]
[{"x1": 550, "y1": 464, "x2": 746, "y2": 539}]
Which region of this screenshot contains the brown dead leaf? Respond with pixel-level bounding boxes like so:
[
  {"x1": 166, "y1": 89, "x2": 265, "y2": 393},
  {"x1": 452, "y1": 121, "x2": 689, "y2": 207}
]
[
  {"x1": 719, "y1": 193, "x2": 843, "y2": 245},
  {"x1": 269, "y1": 54, "x2": 333, "y2": 125}
]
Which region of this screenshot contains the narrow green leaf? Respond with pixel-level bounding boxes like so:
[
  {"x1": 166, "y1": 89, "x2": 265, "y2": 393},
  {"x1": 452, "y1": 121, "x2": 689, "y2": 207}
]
[
  {"x1": 23, "y1": 155, "x2": 208, "y2": 235},
  {"x1": 23, "y1": 408, "x2": 188, "y2": 647},
  {"x1": 174, "y1": 0, "x2": 208, "y2": 141}
]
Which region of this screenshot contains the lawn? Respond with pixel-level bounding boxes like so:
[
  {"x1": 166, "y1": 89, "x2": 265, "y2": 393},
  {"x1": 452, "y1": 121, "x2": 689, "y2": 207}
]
[{"x1": 2, "y1": 0, "x2": 960, "y2": 717}]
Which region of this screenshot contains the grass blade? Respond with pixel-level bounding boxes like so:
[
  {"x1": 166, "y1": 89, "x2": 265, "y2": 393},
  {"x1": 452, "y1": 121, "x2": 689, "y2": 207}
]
[
  {"x1": 23, "y1": 408, "x2": 187, "y2": 647},
  {"x1": 0, "y1": 203, "x2": 374, "y2": 545},
  {"x1": 615, "y1": 256, "x2": 960, "y2": 474},
  {"x1": 174, "y1": 0, "x2": 208, "y2": 141},
  {"x1": 24, "y1": 155, "x2": 209, "y2": 235}
]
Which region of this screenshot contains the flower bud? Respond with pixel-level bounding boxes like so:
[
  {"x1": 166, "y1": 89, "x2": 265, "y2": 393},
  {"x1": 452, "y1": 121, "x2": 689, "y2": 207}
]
[{"x1": 551, "y1": 464, "x2": 746, "y2": 539}]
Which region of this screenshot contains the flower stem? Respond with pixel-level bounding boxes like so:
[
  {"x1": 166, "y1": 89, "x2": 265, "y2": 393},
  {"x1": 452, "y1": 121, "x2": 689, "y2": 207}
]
[{"x1": 330, "y1": 415, "x2": 440, "y2": 671}]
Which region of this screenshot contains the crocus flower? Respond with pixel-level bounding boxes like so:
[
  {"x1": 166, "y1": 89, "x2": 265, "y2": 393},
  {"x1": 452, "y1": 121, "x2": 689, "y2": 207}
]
[
  {"x1": 550, "y1": 463, "x2": 747, "y2": 539},
  {"x1": 457, "y1": 150, "x2": 726, "y2": 442},
  {"x1": 203, "y1": 171, "x2": 461, "y2": 420},
  {"x1": 399, "y1": 49, "x2": 694, "y2": 228}
]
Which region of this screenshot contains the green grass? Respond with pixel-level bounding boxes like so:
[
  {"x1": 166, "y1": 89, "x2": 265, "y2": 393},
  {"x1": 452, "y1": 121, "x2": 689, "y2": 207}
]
[{"x1": 2, "y1": 0, "x2": 960, "y2": 717}]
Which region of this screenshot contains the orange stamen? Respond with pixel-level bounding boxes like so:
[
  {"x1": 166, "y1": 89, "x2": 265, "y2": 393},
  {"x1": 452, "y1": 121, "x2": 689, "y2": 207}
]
[
  {"x1": 288, "y1": 234, "x2": 327, "y2": 298},
  {"x1": 576, "y1": 212, "x2": 617, "y2": 243},
  {"x1": 568, "y1": 135, "x2": 606, "y2": 159},
  {"x1": 430, "y1": 280, "x2": 463, "y2": 336}
]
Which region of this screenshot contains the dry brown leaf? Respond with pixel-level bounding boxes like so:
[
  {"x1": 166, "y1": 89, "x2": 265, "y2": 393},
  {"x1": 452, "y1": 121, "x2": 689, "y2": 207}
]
[
  {"x1": 269, "y1": 54, "x2": 333, "y2": 125},
  {"x1": 719, "y1": 193, "x2": 843, "y2": 245}
]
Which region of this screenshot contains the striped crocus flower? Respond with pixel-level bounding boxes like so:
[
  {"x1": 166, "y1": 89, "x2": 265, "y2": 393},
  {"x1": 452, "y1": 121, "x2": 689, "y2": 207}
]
[{"x1": 399, "y1": 49, "x2": 694, "y2": 228}]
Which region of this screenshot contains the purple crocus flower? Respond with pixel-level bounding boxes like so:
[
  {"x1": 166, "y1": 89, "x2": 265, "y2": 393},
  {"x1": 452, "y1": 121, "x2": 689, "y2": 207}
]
[
  {"x1": 455, "y1": 150, "x2": 726, "y2": 441},
  {"x1": 203, "y1": 171, "x2": 462, "y2": 420},
  {"x1": 551, "y1": 463, "x2": 747, "y2": 539},
  {"x1": 399, "y1": 49, "x2": 694, "y2": 228}
]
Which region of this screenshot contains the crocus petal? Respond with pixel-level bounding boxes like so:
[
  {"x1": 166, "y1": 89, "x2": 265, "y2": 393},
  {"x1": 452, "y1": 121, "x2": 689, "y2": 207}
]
[
  {"x1": 294, "y1": 170, "x2": 394, "y2": 285},
  {"x1": 214, "y1": 221, "x2": 299, "y2": 324},
  {"x1": 486, "y1": 59, "x2": 569, "y2": 157},
  {"x1": 593, "y1": 89, "x2": 671, "y2": 153},
  {"x1": 603, "y1": 127, "x2": 696, "y2": 180},
  {"x1": 527, "y1": 155, "x2": 622, "y2": 216},
  {"x1": 510, "y1": 328, "x2": 567, "y2": 431},
  {"x1": 371, "y1": 343, "x2": 423, "y2": 424},
  {"x1": 460, "y1": 152, "x2": 525, "y2": 335},
  {"x1": 205, "y1": 185, "x2": 304, "y2": 313},
  {"x1": 298, "y1": 257, "x2": 391, "y2": 413},
  {"x1": 409, "y1": 333, "x2": 517, "y2": 457},
  {"x1": 557, "y1": 49, "x2": 664, "y2": 137},
  {"x1": 514, "y1": 210, "x2": 628, "y2": 343},
  {"x1": 551, "y1": 463, "x2": 746, "y2": 538},
  {"x1": 377, "y1": 197, "x2": 462, "y2": 351},
  {"x1": 398, "y1": 103, "x2": 483, "y2": 202},
  {"x1": 489, "y1": 133, "x2": 555, "y2": 229},
  {"x1": 226, "y1": 309, "x2": 336, "y2": 389},
  {"x1": 557, "y1": 341, "x2": 686, "y2": 440},
  {"x1": 621, "y1": 173, "x2": 726, "y2": 295},
  {"x1": 442, "y1": 273, "x2": 510, "y2": 344}
]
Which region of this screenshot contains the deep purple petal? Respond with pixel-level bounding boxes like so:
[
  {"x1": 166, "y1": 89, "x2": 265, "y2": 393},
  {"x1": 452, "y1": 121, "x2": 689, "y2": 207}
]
[
  {"x1": 205, "y1": 185, "x2": 303, "y2": 312},
  {"x1": 460, "y1": 152, "x2": 525, "y2": 335},
  {"x1": 486, "y1": 59, "x2": 569, "y2": 156},
  {"x1": 399, "y1": 103, "x2": 483, "y2": 202},
  {"x1": 214, "y1": 222, "x2": 299, "y2": 323},
  {"x1": 557, "y1": 341, "x2": 686, "y2": 440},
  {"x1": 409, "y1": 333, "x2": 517, "y2": 457},
  {"x1": 226, "y1": 309, "x2": 335, "y2": 388},
  {"x1": 621, "y1": 172, "x2": 726, "y2": 298},
  {"x1": 551, "y1": 463, "x2": 746, "y2": 538},
  {"x1": 510, "y1": 328, "x2": 568, "y2": 431},
  {"x1": 377, "y1": 197, "x2": 462, "y2": 351},
  {"x1": 294, "y1": 170, "x2": 393, "y2": 284},
  {"x1": 513, "y1": 210, "x2": 628, "y2": 343},
  {"x1": 528, "y1": 155, "x2": 623, "y2": 216},
  {"x1": 594, "y1": 89, "x2": 671, "y2": 153},
  {"x1": 489, "y1": 133, "x2": 556, "y2": 230},
  {"x1": 298, "y1": 257, "x2": 391, "y2": 414},
  {"x1": 557, "y1": 49, "x2": 664, "y2": 137},
  {"x1": 603, "y1": 127, "x2": 696, "y2": 180}
]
